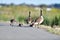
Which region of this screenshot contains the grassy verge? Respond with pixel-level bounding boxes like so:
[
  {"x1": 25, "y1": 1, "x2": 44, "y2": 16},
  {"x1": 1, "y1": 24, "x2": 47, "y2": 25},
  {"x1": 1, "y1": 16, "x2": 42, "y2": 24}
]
[
  {"x1": 47, "y1": 27, "x2": 60, "y2": 35},
  {"x1": 39, "y1": 25, "x2": 60, "y2": 35}
]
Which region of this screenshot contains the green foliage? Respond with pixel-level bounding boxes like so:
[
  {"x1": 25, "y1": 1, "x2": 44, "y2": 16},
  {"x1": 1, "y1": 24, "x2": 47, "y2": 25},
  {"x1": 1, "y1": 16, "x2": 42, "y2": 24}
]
[
  {"x1": 54, "y1": 16, "x2": 59, "y2": 25},
  {"x1": 50, "y1": 16, "x2": 59, "y2": 27},
  {"x1": 42, "y1": 16, "x2": 59, "y2": 27},
  {"x1": 51, "y1": 19, "x2": 55, "y2": 27},
  {"x1": 42, "y1": 17, "x2": 50, "y2": 26},
  {"x1": 17, "y1": 16, "x2": 25, "y2": 23},
  {"x1": 58, "y1": 16, "x2": 60, "y2": 26}
]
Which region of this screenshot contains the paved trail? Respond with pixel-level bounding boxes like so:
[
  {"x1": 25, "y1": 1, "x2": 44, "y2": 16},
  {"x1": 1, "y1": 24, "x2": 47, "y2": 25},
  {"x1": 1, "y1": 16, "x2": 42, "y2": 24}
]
[{"x1": 0, "y1": 22, "x2": 60, "y2": 40}]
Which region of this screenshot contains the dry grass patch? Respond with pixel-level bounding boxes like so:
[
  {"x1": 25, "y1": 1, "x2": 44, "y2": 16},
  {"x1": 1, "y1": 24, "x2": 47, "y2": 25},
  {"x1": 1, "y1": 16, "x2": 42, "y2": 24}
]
[{"x1": 38, "y1": 25, "x2": 60, "y2": 35}]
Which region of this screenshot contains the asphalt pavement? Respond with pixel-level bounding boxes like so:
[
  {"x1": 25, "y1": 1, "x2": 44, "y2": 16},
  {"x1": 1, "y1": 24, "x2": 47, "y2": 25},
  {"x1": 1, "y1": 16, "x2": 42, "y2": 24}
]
[{"x1": 0, "y1": 22, "x2": 60, "y2": 40}]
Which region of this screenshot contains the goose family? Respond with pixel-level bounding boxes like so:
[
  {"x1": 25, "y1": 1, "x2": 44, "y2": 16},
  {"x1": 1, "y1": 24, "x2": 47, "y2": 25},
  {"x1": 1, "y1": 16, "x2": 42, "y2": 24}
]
[{"x1": 10, "y1": 9, "x2": 44, "y2": 27}]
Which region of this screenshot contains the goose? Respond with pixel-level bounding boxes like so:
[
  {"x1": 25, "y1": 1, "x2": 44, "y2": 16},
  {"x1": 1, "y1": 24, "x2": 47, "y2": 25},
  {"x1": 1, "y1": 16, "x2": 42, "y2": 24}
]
[
  {"x1": 10, "y1": 18, "x2": 22, "y2": 27},
  {"x1": 30, "y1": 9, "x2": 44, "y2": 27},
  {"x1": 10, "y1": 18, "x2": 16, "y2": 26},
  {"x1": 26, "y1": 11, "x2": 32, "y2": 24}
]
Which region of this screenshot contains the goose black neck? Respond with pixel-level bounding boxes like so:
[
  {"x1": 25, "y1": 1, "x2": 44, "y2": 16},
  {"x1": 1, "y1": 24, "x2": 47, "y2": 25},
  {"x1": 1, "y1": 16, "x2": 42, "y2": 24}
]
[
  {"x1": 29, "y1": 11, "x2": 31, "y2": 17},
  {"x1": 40, "y1": 9, "x2": 42, "y2": 16}
]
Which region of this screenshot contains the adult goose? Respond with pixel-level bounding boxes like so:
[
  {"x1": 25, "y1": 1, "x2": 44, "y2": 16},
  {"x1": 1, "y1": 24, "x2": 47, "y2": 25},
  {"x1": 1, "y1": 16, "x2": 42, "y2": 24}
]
[
  {"x1": 30, "y1": 9, "x2": 44, "y2": 27},
  {"x1": 26, "y1": 11, "x2": 32, "y2": 24}
]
